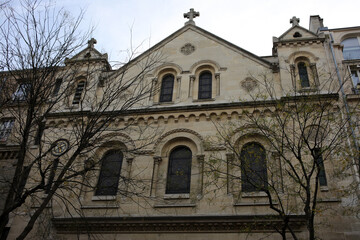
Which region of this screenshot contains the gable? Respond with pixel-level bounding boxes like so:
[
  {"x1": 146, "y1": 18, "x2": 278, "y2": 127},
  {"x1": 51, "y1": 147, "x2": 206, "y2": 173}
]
[
  {"x1": 65, "y1": 38, "x2": 109, "y2": 68},
  {"x1": 279, "y1": 25, "x2": 318, "y2": 41},
  {"x1": 114, "y1": 24, "x2": 272, "y2": 77}
]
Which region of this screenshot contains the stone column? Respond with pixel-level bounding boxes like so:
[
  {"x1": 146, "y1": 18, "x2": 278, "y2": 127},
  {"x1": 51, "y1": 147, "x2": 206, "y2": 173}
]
[
  {"x1": 215, "y1": 73, "x2": 220, "y2": 96},
  {"x1": 125, "y1": 157, "x2": 134, "y2": 191},
  {"x1": 150, "y1": 156, "x2": 162, "y2": 197},
  {"x1": 189, "y1": 75, "x2": 195, "y2": 98},
  {"x1": 197, "y1": 154, "x2": 205, "y2": 197},
  {"x1": 149, "y1": 78, "x2": 158, "y2": 105},
  {"x1": 226, "y1": 153, "x2": 235, "y2": 194},
  {"x1": 176, "y1": 76, "x2": 181, "y2": 100}
]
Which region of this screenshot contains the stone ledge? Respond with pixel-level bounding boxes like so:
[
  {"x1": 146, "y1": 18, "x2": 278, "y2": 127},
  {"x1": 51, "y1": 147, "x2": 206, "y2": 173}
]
[{"x1": 53, "y1": 215, "x2": 307, "y2": 234}]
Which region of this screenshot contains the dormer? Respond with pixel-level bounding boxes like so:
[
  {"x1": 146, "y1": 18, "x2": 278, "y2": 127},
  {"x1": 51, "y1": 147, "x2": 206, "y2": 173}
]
[
  {"x1": 273, "y1": 16, "x2": 325, "y2": 55},
  {"x1": 65, "y1": 38, "x2": 111, "y2": 70}
]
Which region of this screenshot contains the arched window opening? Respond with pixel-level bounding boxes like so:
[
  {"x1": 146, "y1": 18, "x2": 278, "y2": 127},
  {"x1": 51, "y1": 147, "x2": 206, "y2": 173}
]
[
  {"x1": 293, "y1": 32, "x2": 302, "y2": 38},
  {"x1": 241, "y1": 142, "x2": 267, "y2": 192},
  {"x1": 342, "y1": 37, "x2": 360, "y2": 60},
  {"x1": 159, "y1": 74, "x2": 174, "y2": 102},
  {"x1": 72, "y1": 80, "x2": 86, "y2": 105},
  {"x1": 298, "y1": 62, "x2": 310, "y2": 88},
  {"x1": 198, "y1": 71, "x2": 212, "y2": 99},
  {"x1": 95, "y1": 150, "x2": 123, "y2": 196},
  {"x1": 166, "y1": 146, "x2": 192, "y2": 194},
  {"x1": 314, "y1": 148, "x2": 327, "y2": 187}
]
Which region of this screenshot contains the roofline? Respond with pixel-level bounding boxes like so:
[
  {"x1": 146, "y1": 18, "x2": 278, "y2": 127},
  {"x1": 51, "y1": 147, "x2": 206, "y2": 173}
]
[
  {"x1": 324, "y1": 26, "x2": 360, "y2": 31},
  {"x1": 112, "y1": 24, "x2": 272, "y2": 75}
]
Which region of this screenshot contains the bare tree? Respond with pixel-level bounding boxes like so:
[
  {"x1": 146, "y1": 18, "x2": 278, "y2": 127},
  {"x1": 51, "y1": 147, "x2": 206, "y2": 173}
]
[
  {"x1": 0, "y1": 1, "x2": 163, "y2": 239},
  {"x1": 205, "y1": 69, "x2": 359, "y2": 239}
]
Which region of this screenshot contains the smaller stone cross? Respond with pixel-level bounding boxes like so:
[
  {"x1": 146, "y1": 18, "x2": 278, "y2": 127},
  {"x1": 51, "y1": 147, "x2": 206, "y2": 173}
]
[
  {"x1": 87, "y1": 38, "x2": 97, "y2": 48},
  {"x1": 290, "y1": 16, "x2": 300, "y2": 26},
  {"x1": 184, "y1": 8, "x2": 199, "y2": 25}
]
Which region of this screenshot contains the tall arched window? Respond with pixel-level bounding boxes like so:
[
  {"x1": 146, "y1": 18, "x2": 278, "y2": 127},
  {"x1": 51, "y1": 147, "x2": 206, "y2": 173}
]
[
  {"x1": 95, "y1": 150, "x2": 123, "y2": 196},
  {"x1": 166, "y1": 146, "x2": 192, "y2": 194},
  {"x1": 159, "y1": 74, "x2": 174, "y2": 102},
  {"x1": 298, "y1": 62, "x2": 310, "y2": 88},
  {"x1": 342, "y1": 37, "x2": 360, "y2": 60},
  {"x1": 240, "y1": 142, "x2": 267, "y2": 192},
  {"x1": 72, "y1": 80, "x2": 86, "y2": 105},
  {"x1": 198, "y1": 71, "x2": 212, "y2": 99}
]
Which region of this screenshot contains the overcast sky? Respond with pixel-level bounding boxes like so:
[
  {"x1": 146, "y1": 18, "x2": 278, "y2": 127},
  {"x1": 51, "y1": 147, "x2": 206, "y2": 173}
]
[{"x1": 55, "y1": 0, "x2": 360, "y2": 65}]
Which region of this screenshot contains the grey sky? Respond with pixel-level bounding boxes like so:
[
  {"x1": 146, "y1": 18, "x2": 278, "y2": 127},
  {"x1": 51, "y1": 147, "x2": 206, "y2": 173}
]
[{"x1": 47, "y1": 0, "x2": 360, "y2": 65}]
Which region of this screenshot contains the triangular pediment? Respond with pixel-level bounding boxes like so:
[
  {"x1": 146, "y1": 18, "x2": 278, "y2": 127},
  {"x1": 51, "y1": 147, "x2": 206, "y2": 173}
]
[
  {"x1": 114, "y1": 24, "x2": 273, "y2": 75},
  {"x1": 65, "y1": 39, "x2": 109, "y2": 68},
  {"x1": 278, "y1": 25, "x2": 319, "y2": 41}
]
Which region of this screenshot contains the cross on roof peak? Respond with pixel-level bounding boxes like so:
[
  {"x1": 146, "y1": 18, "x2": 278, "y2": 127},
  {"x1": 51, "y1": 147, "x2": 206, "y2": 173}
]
[
  {"x1": 88, "y1": 38, "x2": 97, "y2": 48},
  {"x1": 290, "y1": 16, "x2": 300, "y2": 27},
  {"x1": 184, "y1": 8, "x2": 199, "y2": 26}
]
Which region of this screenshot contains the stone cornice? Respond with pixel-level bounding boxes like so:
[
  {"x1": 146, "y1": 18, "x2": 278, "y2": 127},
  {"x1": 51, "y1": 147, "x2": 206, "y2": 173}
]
[
  {"x1": 46, "y1": 93, "x2": 339, "y2": 119},
  {"x1": 53, "y1": 215, "x2": 306, "y2": 234}
]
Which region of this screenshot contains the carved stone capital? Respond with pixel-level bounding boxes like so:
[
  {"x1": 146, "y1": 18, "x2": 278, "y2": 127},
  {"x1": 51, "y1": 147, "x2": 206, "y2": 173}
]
[
  {"x1": 153, "y1": 156, "x2": 162, "y2": 164},
  {"x1": 189, "y1": 75, "x2": 196, "y2": 81},
  {"x1": 215, "y1": 73, "x2": 220, "y2": 79},
  {"x1": 126, "y1": 157, "x2": 134, "y2": 165},
  {"x1": 226, "y1": 153, "x2": 235, "y2": 161},
  {"x1": 196, "y1": 154, "x2": 205, "y2": 162}
]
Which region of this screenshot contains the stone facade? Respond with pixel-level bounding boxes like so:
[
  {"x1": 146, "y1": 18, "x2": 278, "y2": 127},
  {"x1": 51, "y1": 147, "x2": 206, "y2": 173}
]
[{"x1": 1, "y1": 12, "x2": 360, "y2": 240}]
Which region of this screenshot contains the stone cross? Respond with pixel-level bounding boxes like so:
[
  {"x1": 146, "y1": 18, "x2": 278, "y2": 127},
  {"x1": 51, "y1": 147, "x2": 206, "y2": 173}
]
[
  {"x1": 290, "y1": 16, "x2": 300, "y2": 26},
  {"x1": 87, "y1": 38, "x2": 97, "y2": 48},
  {"x1": 184, "y1": 8, "x2": 199, "y2": 25}
]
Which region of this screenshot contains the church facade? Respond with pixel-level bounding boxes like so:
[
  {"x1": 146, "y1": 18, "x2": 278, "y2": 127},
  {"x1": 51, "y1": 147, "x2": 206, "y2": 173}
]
[{"x1": 1, "y1": 10, "x2": 360, "y2": 240}]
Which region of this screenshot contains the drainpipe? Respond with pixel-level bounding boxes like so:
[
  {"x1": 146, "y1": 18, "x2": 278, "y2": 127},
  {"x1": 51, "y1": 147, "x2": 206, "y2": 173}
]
[{"x1": 328, "y1": 32, "x2": 360, "y2": 175}]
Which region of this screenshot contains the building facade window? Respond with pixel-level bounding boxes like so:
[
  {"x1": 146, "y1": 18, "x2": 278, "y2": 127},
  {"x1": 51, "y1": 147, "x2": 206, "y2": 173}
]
[
  {"x1": 198, "y1": 71, "x2": 212, "y2": 99},
  {"x1": 350, "y1": 69, "x2": 360, "y2": 93},
  {"x1": 12, "y1": 83, "x2": 30, "y2": 101},
  {"x1": 240, "y1": 142, "x2": 268, "y2": 192},
  {"x1": 298, "y1": 62, "x2": 310, "y2": 88},
  {"x1": 159, "y1": 74, "x2": 174, "y2": 102},
  {"x1": 95, "y1": 150, "x2": 123, "y2": 196},
  {"x1": 72, "y1": 80, "x2": 86, "y2": 105},
  {"x1": 0, "y1": 119, "x2": 14, "y2": 142},
  {"x1": 52, "y1": 78, "x2": 63, "y2": 96},
  {"x1": 166, "y1": 146, "x2": 192, "y2": 194},
  {"x1": 314, "y1": 148, "x2": 327, "y2": 187},
  {"x1": 342, "y1": 37, "x2": 360, "y2": 60}
]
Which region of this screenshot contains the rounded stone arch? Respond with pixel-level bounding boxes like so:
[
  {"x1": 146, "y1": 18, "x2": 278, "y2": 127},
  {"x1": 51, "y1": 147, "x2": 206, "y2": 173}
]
[
  {"x1": 153, "y1": 128, "x2": 204, "y2": 157},
  {"x1": 153, "y1": 64, "x2": 182, "y2": 103},
  {"x1": 189, "y1": 60, "x2": 221, "y2": 74},
  {"x1": 287, "y1": 51, "x2": 319, "y2": 63},
  {"x1": 229, "y1": 125, "x2": 272, "y2": 151},
  {"x1": 189, "y1": 62, "x2": 220, "y2": 100},
  {"x1": 338, "y1": 33, "x2": 360, "y2": 44},
  {"x1": 96, "y1": 132, "x2": 135, "y2": 154},
  {"x1": 94, "y1": 140, "x2": 128, "y2": 160},
  {"x1": 153, "y1": 63, "x2": 183, "y2": 77}
]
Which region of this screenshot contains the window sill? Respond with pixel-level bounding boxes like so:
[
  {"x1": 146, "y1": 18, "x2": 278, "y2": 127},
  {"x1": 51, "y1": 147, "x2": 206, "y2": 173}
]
[
  {"x1": 92, "y1": 195, "x2": 116, "y2": 201},
  {"x1": 164, "y1": 194, "x2": 190, "y2": 199},
  {"x1": 298, "y1": 87, "x2": 318, "y2": 93},
  {"x1": 241, "y1": 192, "x2": 268, "y2": 198},
  {"x1": 193, "y1": 98, "x2": 215, "y2": 103},
  {"x1": 320, "y1": 186, "x2": 329, "y2": 192},
  {"x1": 234, "y1": 201, "x2": 276, "y2": 207},
  {"x1": 81, "y1": 205, "x2": 118, "y2": 209},
  {"x1": 154, "y1": 101, "x2": 174, "y2": 105},
  {"x1": 154, "y1": 203, "x2": 195, "y2": 208}
]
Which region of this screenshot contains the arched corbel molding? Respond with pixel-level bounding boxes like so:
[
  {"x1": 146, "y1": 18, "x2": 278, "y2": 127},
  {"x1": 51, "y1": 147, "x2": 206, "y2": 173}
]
[
  {"x1": 287, "y1": 51, "x2": 319, "y2": 63},
  {"x1": 152, "y1": 63, "x2": 183, "y2": 77},
  {"x1": 153, "y1": 128, "x2": 204, "y2": 157},
  {"x1": 189, "y1": 60, "x2": 222, "y2": 74}
]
